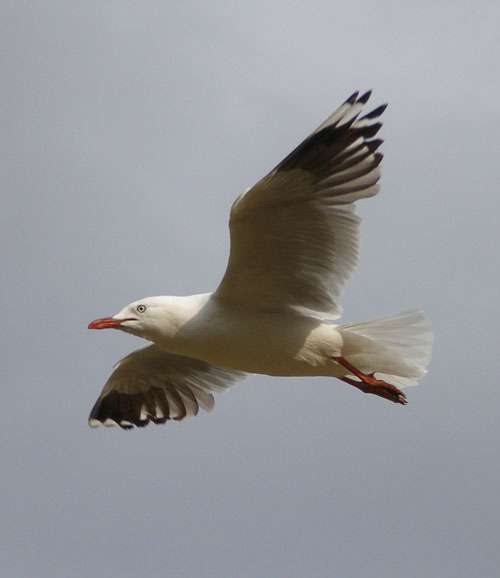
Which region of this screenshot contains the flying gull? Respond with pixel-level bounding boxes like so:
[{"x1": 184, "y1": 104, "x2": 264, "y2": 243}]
[{"x1": 88, "y1": 91, "x2": 433, "y2": 429}]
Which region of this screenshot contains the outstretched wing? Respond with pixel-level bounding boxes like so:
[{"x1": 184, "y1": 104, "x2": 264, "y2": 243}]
[
  {"x1": 215, "y1": 91, "x2": 386, "y2": 318},
  {"x1": 89, "y1": 345, "x2": 246, "y2": 429}
]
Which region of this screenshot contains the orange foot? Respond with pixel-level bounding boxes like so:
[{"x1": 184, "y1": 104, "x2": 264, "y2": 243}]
[{"x1": 333, "y1": 356, "x2": 407, "y2": 405}]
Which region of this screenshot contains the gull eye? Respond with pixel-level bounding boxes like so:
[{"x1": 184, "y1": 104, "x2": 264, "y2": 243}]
[{"x1": 136, "y1": 304, "x2": 146, "y2": 313}]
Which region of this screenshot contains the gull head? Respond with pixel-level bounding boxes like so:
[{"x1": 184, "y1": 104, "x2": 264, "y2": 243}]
[{"x1": 88, "y1": 297, "x2": 165, "y2": 339}]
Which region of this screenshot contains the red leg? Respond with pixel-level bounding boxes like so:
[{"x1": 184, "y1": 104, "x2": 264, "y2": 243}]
[{"x1": 333, "y1": 356, "x2": 407, "y2": 405}]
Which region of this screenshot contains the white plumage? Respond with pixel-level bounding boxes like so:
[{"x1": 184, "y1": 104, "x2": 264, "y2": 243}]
[{"x1": 88, "y1": 91, "x2": 433, "y2": 429}]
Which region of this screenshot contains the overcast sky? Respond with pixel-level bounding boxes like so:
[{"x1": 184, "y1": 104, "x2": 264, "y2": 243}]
[{"x1": 2, "y1": 2, "x2": 499, "y2": 577}]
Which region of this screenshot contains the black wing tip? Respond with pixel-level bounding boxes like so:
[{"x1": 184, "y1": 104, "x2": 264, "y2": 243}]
[
  {"x1": 358, "y1": 90, "x2": 372, "y2": 104},
  {"x1": 356, "y1": 121, "x2": 383, "y2": 139},
  {"x1": 276, "y1": 90, "x2": 386, "y2": 176},
  {"x1": 344, "y1": 91, "x2": 387, "y2": 122},
  {"x1": 366, "y1": 138, "x2": 384, "y2": 153},
  {"x1": 342, "y1": 91, "x2": 387, "y2": 129},
  {"x1": 344, "y1": 91, "x2": 359, "y2": 104},
  {"x1": 361, "y1": 103, "x2": 388, "y2": 120},
  {"x1": 88, "y1": 415, "x2": 170, "y2": 429},
  {"x1": 345, "y1": 90, "x2": 372, "y2": 106},
  {"x1": 372, "y1": 151, "x2": 384, "y2": 168},
  {"x1": 88, "y1": 388, "x2": 179, "y2": 430}
]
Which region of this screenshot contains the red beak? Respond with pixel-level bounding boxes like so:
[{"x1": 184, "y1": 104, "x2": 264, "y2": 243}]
[{"x1": 88, "y1": 317, "x2": 129, "y2": 330}]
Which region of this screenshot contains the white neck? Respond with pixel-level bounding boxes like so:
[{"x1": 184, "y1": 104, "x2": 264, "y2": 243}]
[{"x1": 138, "y1": 293, "x2": 213, "y2": 342}]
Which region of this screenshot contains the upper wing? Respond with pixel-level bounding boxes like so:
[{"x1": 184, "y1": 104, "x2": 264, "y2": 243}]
[
  {"x1": 215, "y1": 91, "x2": 386, "y2": 318},
  {"x1": 89, "y1": 345, "x2": 246, "y2": 429}
]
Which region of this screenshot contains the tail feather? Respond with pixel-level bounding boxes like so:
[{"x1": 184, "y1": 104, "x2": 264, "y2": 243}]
[{"x1": 339, "y1": 310, "x2": 433, "y2": 388}]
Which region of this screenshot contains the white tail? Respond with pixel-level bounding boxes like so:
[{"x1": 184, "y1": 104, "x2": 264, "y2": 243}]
[{"x1": 338, "y1": 310, "x2": 433, "y2": 388}]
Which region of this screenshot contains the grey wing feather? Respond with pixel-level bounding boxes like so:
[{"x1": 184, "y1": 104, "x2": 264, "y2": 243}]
[
  {"x1": 89, "y1": 345, "x2": 246, "y2": 429},
  {"x1": 215, "y1": 91, "x2": 386, "y2": 318}
]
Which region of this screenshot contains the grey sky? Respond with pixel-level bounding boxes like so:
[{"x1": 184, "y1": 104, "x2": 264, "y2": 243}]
[{"x1": 2, "y1": 2, "x2": 499, "y2": 577}]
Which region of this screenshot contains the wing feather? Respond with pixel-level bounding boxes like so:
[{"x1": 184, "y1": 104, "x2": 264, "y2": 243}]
[
  {"x1": 89, "y1": 345, "x2": 246, "y2": 429},
  {"x1": 215, "y1": 91, "x2": 386, "y2": 317}
]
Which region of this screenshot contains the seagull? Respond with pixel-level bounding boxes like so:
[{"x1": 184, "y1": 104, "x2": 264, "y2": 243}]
[{"x1": 88, "y1": 91, "x2": 433, "y2": 429}]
